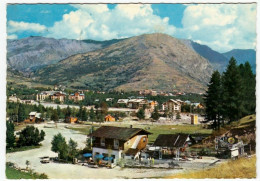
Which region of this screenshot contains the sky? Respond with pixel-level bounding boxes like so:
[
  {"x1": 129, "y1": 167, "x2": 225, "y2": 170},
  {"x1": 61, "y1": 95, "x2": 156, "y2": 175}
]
[{"x1": 7, "y1": 3, "x2": 256, "y2": 53}]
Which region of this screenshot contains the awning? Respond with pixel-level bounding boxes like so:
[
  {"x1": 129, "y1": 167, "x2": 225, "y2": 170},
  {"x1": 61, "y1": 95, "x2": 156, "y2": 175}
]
[
  {"x1": 83, "y1": 153, "x2": 92, "y2": 157},
  {"x1": 95, "y1": 154, "x2": 104, "y2": 159},
  {"x1": 103, "y1": 157, "x2": 113, "y2": 161}
]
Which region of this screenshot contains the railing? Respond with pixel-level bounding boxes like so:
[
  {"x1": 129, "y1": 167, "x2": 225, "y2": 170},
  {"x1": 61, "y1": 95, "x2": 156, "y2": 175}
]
[{"x1": 93, "y1": 143, "x2": 123, "y2": 150}]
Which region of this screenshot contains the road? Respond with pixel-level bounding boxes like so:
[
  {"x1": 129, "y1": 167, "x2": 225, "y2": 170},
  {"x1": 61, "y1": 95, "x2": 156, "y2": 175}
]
[{"x1": 6, "y1": 123, "x2": 185, "y2": 179}]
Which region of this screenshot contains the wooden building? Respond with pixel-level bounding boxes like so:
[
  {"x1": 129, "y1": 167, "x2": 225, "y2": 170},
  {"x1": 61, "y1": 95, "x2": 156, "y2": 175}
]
[
  {"x1": 65, "y1": 117, "x2": 78, "y2": 124},
  {"x1": 89, "y1": 126, "x2": 151, "y2": 160},
  {"x1": 24, "y1": 112, "x2": 43, "y2": 123},
  {"x1": 105, "y1": 115, "x2": 116, "y2": 122},
  {"x1": 153, "y1": 134, "x2": 194, "y2": 159}
]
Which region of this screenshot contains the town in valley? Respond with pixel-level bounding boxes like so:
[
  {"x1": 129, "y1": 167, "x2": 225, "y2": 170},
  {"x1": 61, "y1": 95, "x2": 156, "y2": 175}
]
[{"x1": 5, "y1": 3, "x2": 257, "y2": 179}]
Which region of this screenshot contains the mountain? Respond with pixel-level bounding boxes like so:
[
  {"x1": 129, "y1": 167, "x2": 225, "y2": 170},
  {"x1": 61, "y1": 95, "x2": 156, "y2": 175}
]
[
  {"x1": 33, "y1": 33, "x2": 213, "y2": 93},
  {"x1": 180, "y1": 39, "x2": 228, "y2": 72},
  {"x1": 7, "y1": 36, "x2": 124, "y2": 72},
  {"x1": 222, "y1": 49, "x2": 256, "y2": 74}
]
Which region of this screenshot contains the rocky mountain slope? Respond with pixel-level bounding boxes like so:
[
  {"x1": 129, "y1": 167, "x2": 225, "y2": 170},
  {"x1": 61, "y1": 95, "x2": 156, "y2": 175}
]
[
  {"x1": 223, "y1": 49, "x2": 256, "y2": 73},
  {"x1": 33, "y1": 33, "x2": 213, "y2": 93},
  {"x1": 180, "y1": 39, "x2": 229, "y2": 72},
  {"x1": 7, "y1": 36, "x2": 123, "y2": 72}
]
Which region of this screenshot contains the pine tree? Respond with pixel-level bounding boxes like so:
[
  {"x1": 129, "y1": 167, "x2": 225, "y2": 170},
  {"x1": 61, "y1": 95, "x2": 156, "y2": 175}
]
[
  {"x1": 6, "y1": 121, "x2": 15, "y2": 149},
  {"x1": 57, "y1": 106, "x2": 62, "y2": 119},
  {"x1": 239, "y1": 62, "x2": 256, "y2": 116},
  {"x1": 68, "y1": 138, "x2": 78, "y2": 160},
  {"x1": 18, "y1": 104, "x2": 26, "y2": 122},
  {"x1": 89, "y1": 108, "x2": 95, "y2": 122},
  {"x1": 222, "y1": 57, "x2": 243, "y2": 123},
  {"x1": 77, "y1": 105, "x2": 83, "y2": 120},
  {"x1": 151, "y1": 107, "x2": 160, "y2": 121},
  {"x1": 137, "y1": 108, "x2": 145, "y2": 120},
  {"x1": 81, "y1": 107, "x2": 88, "y2": 121},
  {"x1": 51, "y1": 109, "x2": 59, "y2": 122},
  {"x1": 65, "y1": 106, "x2": 72, "y2": 118},
  {"x1": 204, "y1": 70, "x2": 223, "y2": 129}
]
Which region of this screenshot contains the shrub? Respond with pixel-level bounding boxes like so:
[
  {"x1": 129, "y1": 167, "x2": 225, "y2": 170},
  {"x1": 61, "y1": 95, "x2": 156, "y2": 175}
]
[{"x1": 17, "y1": 126, "x2": 45, "y2": 147}]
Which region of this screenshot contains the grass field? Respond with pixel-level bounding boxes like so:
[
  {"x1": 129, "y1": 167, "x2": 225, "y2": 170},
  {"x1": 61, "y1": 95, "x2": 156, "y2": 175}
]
[
  {"x1": 67, "y1": 123, "x2": 212, "y2": 144},
  {"x1": 166, "y1": 155, "x2": 256, "y2": 179},
  {"x1": 6, "y1": 164, "x2": 48, "y2": 179}
]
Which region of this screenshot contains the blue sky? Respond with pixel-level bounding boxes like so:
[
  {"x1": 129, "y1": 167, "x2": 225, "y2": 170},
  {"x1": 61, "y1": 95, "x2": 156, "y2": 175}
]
[{"x1": 7, "y1": 3, "x2": 256, "y2": 52}]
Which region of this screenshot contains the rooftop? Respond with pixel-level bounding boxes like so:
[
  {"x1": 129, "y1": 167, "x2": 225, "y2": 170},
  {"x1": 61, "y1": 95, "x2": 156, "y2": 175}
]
[{"x1": 89, "y1": 126, "x2": 151, "y2": 141}]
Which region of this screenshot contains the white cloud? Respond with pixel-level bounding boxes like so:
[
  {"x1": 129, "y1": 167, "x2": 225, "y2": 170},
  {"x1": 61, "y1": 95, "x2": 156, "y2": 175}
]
[
  {"x1": 178, "y1": 4, "x2": 256, "y2": 52},
  {"x1": 7, "y1": 34, "x2": 18, "y2": 40},
  {"x1": 46, "y1": 4, "x2": 176, "y2": 40},
  {"x1": 8, "y1": 20, "x2": 46, "y2": 33},
  {"x1": 7, "y1": 4, "x2": 256, "y2": 52}
]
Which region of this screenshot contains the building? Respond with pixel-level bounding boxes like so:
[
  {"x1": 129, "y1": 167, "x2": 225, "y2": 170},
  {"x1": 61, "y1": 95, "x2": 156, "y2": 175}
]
[
  {"x1": 8, "y1": 95, "x2": 20, "y2": 103},
  {"x1": 51, "y1": 92, "x2": 66, "y2": 102},
  {"x1": 191, "y1": 114, "x2": 198, "y2": 125},
  {"x1": 36, "y1": 91, "x2": 66, "y2": 102},
  {"x1": 175, "y1": 99, "x2": 184, "y2": 105},
  {"x1": 105, "y1": 115, "x2": 116, "y2": 122},
  {"x1": 69, "y1": 92, "x2": 85, "y2": 102},
  {"x1": 89, "y1": 126, "x2": 151, "y2": 160},
  {"x1": 139, "y1": 90, "x2": 157, "y2": 96},
  {"x1": 106, "y1": 98, "x2": 114, "y2": 102},
  {"x1": 184, "y1": 100, "x2": 191, "y2": 105},
  {"x1": 117, "y1": 99, "x2": 129, "y2": 105},
  {"x1": 153, "y1": 134, "x2": 194, "y2": 159},
  {"x1": 127, "y1": 99, "x2": 148, "y2": 109},
  {"x1": 65, "y1": 117, "x2": 78, "y2": 124},
  {"x1": 24, "y1": 112, "x2": 42, "y2": 123},
  {"x1": 162, "y1": 99, "x2": 181, "y2": 113},
  {"x1": 148, "y1": 101, "x2": 158, "y2": 111}
]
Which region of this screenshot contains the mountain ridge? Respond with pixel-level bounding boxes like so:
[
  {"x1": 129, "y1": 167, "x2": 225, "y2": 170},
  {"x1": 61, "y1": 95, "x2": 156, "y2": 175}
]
[{"x1": 33, "y1": 33, "x2": 213, "y2": 93}]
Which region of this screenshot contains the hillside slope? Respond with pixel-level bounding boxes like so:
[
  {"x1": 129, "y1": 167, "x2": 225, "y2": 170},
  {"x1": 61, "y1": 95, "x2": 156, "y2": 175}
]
[
  {"x1": 180, "y1": 39, "x2": 228, "y2": 72},
  {"x1": 222, "y1": 49, "x2": 256, "y2": 73},
  {"x1": 7, "y1": 36, "x2": 123, "y2": 72},
  {"x1": 34, "y1": 33, "x2": 213, "y2": 93}
]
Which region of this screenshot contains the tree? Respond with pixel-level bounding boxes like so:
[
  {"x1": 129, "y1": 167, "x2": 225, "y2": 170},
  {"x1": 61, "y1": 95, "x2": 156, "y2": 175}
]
[
  {"x1": 89, "y1": 108, "x2": 95, "y2": 122},
  {"x1": 17, "y1": 126, "x2": 45, "y2": 147},
  {"x1": 81, "y1": 107, "x2": 88, "y2": 121},
  {"x1": 51, "y1": 109, "x2": 59, "y2": 122},
  {"x1": 65, "y1": 106, "x2": 72, "y2": 118},
  {"x1": 18, "y1": 104, "x2": 26, "y2": 122},
  {"x1": 222, "y1": 57, "x2": 243, "y2": 123},
  {"x1": 51, "y1": 133, "x2": 68, "y2": 160},
  {"x1": 176, "y1": 112, "x2": 181, "y2": 119},
  {"x1": 6, "y1": 121, "x2": 15, "y2": 149},
  {"x1": 238, "y1": 62, "x2": 256, "y2": 116},
  {"x1": 100, "y1": 102, "x2": 108, "y2": 115},
  {"x1": 151, "y1": 107, "x2": 160, "y2": 121},
  {"x1": 137, "y1": 108, "x2": 145, "y2": 120},
  {"x1": 68, "y1": 138, "x2": 78, "y2": 160},
  {"x1": 57, "y1": 106, "x2": 62, "y2": 119},
  {"x1": 77, "y1": 105, "x2": 83, "y2": 120},
  {"x1": 204, "y1": 71, "x2": 223, "y2": 130}
]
